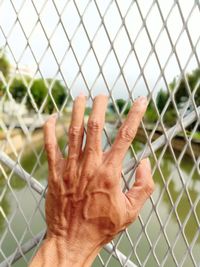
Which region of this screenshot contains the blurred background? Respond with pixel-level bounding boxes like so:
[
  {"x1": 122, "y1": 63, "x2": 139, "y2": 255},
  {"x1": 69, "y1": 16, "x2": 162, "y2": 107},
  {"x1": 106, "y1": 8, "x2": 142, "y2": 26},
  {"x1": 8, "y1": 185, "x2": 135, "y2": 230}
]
[{"x1": 0, "y1": 0, "x2": 200, "y2": 266}]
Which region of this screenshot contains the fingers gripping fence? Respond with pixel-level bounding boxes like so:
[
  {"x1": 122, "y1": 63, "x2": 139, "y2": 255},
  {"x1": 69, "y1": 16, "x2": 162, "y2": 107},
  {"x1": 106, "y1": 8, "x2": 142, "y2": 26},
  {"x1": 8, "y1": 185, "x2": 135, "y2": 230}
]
[{"x1": 0, "y1": 0, "x2": 200, "y2": 266}]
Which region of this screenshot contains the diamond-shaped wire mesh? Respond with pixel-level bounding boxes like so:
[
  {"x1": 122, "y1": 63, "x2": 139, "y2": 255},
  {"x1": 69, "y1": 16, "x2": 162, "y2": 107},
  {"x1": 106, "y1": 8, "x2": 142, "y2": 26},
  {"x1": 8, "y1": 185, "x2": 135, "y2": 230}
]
[{"x1": 0, "y1": 0, "x2": 200, "y2": 266}]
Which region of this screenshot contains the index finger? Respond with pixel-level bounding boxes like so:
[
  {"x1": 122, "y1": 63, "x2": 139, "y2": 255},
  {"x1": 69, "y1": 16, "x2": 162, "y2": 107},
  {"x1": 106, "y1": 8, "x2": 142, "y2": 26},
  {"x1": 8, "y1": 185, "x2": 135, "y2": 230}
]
[
  {"x1": 43, "y1": 114, "x2": 62, "y2": 176},
  {"x1": 107, "y1": 96, "x2": 148, "y2": 165},
  {"x1": 67, "y1": 94, "x2": 86, "y2": 160}
]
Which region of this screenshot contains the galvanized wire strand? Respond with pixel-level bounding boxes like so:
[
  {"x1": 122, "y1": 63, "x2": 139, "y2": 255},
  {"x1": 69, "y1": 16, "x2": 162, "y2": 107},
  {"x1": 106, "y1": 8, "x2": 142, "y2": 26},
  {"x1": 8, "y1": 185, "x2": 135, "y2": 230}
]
[
  {"x1": 1, "y1": 106, "x2": 199, "y2": 199},
  {"x1": 0, "y1": 230, "x2": 46, "y2": 267},
  {"x1": 0, "y1": 151, "x2": 45, "y2": 195},
  {"x1": 0, "y1": 1, "x2": 200, "y2": 266},
  {"x1": 124, "y1": 105, "x2": 200, "y2": 175},
  {"x1": 0, "y1": 105, "x2": 199, "y2": 266},
  {"x1": 0, "y1": 230, "x2": 138, "y2": 267}
]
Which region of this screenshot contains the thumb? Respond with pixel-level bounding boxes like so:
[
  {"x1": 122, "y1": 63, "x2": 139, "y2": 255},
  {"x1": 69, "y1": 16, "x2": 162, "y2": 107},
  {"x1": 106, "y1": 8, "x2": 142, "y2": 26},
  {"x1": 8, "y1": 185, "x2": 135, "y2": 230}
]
[{"x1": 125, "y1": 158, "x2": 155, "y2": 220}]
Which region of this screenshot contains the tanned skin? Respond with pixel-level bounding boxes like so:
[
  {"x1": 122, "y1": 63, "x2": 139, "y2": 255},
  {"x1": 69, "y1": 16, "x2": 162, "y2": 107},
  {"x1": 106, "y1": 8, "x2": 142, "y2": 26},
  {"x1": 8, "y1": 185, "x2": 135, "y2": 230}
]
[{"x1": 29, "y1": 94, "x2": 154, "y2": 267}]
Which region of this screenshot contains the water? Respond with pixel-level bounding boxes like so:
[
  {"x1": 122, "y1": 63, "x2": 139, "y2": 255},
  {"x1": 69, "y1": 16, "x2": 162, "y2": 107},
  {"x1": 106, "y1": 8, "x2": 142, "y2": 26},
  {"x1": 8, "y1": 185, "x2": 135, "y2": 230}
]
[{"x1": 0, "y1": 129, "x2": 199, "y2": 267}]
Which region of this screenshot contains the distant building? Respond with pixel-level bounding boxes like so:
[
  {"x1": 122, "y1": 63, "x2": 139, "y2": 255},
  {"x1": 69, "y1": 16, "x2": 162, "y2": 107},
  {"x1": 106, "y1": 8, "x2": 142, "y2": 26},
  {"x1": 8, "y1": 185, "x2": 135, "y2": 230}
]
[
  {"x1": 9, "y1": 64, "x2": 35, "y2": 78},
  {"x1": 0, "y1": 100, "x2": 27, "y2": 116}
]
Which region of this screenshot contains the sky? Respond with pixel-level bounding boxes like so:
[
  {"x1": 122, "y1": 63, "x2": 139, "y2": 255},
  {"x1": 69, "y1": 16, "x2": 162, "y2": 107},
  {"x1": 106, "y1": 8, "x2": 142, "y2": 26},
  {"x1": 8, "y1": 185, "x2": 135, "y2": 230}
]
[{"x1": 0, "y1": 0, "x2": 199, "y2": 99}]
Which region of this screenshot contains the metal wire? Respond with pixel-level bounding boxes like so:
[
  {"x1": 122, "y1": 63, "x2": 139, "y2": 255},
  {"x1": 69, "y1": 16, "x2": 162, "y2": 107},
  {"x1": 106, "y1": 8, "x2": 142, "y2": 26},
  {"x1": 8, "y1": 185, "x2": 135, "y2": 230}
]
[{"x1": 0, "y1": 0, "x2": 199, "y2": 266}]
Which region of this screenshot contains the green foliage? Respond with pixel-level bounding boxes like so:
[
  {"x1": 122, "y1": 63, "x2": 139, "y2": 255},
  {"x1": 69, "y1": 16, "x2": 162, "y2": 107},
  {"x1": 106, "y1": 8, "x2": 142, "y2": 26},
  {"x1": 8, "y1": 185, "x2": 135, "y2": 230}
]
[
  {"x1": 192, "y1": 131, "x2": 200, "y2": 140},
  {"x1": 0, "y1": 49, "x2": 69, "y2": 113},
  {"x1": 0, "y1": 81, "x2": 6, "y2": 97},
  {"x1": 108, "y1": 99, "x2": 131, "y2": 115},
  {"x1": 9, "y1": 78, "x2": 28, "y2": 102},
  {"x1": 156, "y1": 90, "x2": 169, "y2": 113},
  {"x1": 8, "y1": 77, "x2": 68, "y2": 114},
  {"x1": 162, "y1": 105, "x2": 177, "y2": 126},
  {"x1": 0, "y1": 195, "x2": 10, "y2": 232},
  {"x1": 155, "y1": 89, "x2": 177, "y2": 126},
  {"x1": 151, "y1": 68, "x2": 200, "y2": 129},
  {"x1": 85, "y1": 107, "x2": 92, "y2": 115},
  {"x1": 170, "y1": 68, "x2": 200, "y2": 107},
  {"x1": 46, "y1": 79, "x2": 67, "y2": 113},
  {"x1": 0, "y1": 49, "x2": 10, "y2": 79},
  {"x1": 0, "y1": 50, "x2": 10, "y2": 98},
  {"x1": 144, "y1": 99, "x2": 158, "y2": 123},
  {"x1": 27, "y1": 78, "x2": 67, "y2": 113},
  {"x1": 27, "y1": 79, "x2": 48, "y2": 111},
  {"x1": 187, "y1": 69, "x2": 200, "y2": 106}
]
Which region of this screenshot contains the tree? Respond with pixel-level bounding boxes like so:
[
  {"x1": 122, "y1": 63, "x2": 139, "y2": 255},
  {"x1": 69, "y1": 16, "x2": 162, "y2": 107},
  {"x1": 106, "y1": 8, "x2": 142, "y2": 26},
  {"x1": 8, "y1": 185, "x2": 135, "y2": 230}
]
[
  {"x1": 156, "y1": 90, "x2": 169, "y2": 114},
  {"x1": 9, "y1": 77, "x2": 29, "y2": 102},
  {"x1": 0, "y1": 49, "x2": 10, "y2": 79},
  {"x1": 153, "y1": 68, "x2": 200, "y2": 129},
  {"x1": 108, "y1": 99, "x2": 131, "y2": 115},
  {"x1": 144, "y1": 99, "x2": 159, "y2": 124},
  {"x1": 170, "y1": 68, "x2": 200, "y2": 107},
  {"x1": 27, "y1": 78, "x2": 68, "y2": 114},
  {"x1": 0, "y1": 81, "x2": 6, "y2": 97},
  {"x1": 0, "y1": 49, "x2": 10, "y2": 98},
  {"x1": 45, "y1": 79, "x2": 67, "y2": 113},
  {"x1": 169, "y1": 68, "x2": 200, "y2": 130},
  {"x1": 27, "y1": 79, "x2": 47, "y2": 112},
  {"x1": 155, "y1": 89, "x2": 177, "y2": 126}
]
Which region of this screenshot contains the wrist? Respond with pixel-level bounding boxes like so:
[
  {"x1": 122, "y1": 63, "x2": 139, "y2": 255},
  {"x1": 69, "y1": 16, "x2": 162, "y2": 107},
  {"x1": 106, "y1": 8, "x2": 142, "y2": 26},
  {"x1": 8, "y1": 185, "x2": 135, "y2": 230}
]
[
  {"x1": 29, "y1": 236, "x2": 101, "y2": 267},
  {"x1": 41, "y1": 235, "x2": 101, "y2": 267}
]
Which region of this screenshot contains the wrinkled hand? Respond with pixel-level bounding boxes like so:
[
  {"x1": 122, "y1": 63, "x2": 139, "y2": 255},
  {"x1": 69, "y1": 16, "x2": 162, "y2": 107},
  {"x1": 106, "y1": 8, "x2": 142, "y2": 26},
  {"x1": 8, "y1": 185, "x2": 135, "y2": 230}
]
[{"x1": 43, "y1": 94, "x2": 154, "y2": 264}]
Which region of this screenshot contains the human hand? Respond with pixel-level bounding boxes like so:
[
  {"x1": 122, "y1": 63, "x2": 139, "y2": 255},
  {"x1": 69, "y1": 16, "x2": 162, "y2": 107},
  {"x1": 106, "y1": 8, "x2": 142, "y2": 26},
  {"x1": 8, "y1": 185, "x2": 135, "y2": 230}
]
[{"x1": 30, "y1": 94, "x2": 154, "y2": 267}]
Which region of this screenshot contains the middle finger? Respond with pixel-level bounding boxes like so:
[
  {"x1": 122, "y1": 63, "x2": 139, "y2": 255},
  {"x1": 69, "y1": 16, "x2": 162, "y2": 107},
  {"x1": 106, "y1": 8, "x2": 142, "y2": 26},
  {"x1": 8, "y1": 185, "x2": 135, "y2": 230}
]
[{"x1": 84, "y1": 94, "x2": 108, "y2": 157}]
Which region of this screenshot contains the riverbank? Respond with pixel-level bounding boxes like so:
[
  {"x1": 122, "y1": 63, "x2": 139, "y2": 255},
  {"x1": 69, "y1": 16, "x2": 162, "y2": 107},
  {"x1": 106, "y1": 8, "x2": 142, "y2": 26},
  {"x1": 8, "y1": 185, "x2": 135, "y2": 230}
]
[
  {"x1": 0, "y1": 114, "x2": 70, "y2": 156},
  {"x1": 135, "y1": 127, "x2": 200, "y2": 157},
  {"x1": 0, "y1": 114, "x2": 199, "y2": 158},
  {"x1": 0, "y1": 124, "x2": 65, "y2": 156}
]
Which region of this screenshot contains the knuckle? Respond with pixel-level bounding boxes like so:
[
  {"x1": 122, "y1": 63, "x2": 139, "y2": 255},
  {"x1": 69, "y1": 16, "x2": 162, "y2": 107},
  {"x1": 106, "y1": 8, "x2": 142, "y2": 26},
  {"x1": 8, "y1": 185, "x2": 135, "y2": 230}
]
[
  {"x1": 128, "y1": 209, "x2": 139, "y2": 222},
  {"x1": 86, "y1": 146, "x2": 95, "y2": 154},
  {"x1": 68, "y1": 153, "x2": 78, "y2": 160},
  {"x1": 104, "y1": 158, "x2": 121, "y2": 173},
  {"x1": 119, "y1": 126, "x2": 136, "y2": 142},
  {"x1": 63, "y1": 167, "x2": 72, "y2": 181},
  {"x1": 43, "y1": 121, "x2": 50, "y2": 133},
  {"x1": 133, "y1": 100, "x2": 147, "y2": 112},
  {"x1": 102, "y1": 177, "x2": 115, "y2": 189},
  {"x1": 87, "y1": 119, "x2": 101, "y2": 132},
  {"x1": 144, "y1": 180, "x2": 155, "y2": 197},
  {"x1": 69, "y1": 125, "x2": 82, "y2": 139},
  {"x1": 44, "y1": 116, "x2": 55, "y2": 129},
  {"x1": 100, "y1": 162, "x2": 120, "y2": 181},
  {"x1": 45, "y1": 142, "x2": 54, "y2": 153},
  {"x1": 45, "y1": 143, "x2": 57, "y2": 163}
]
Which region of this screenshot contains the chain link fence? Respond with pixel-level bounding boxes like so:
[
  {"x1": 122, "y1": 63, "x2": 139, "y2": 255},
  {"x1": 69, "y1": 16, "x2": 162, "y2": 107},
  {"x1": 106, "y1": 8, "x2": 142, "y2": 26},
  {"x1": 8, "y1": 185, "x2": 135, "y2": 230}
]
[{"x1": 0, "y1": 0, "x2": 200, "y2": 266}]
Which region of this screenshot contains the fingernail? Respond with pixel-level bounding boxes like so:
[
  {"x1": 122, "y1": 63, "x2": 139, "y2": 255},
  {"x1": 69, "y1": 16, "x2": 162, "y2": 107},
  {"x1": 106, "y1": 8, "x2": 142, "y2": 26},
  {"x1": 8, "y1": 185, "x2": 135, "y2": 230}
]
[
  {"x1": 143, "y1": 157, "x2": 151, "y2": 170},
  {"x1": 94, "y1": 93, "x2": 109, "y2": 98},
  {"x1": 100, "y1": 93, "x2": 109, "y2": 100},
  {"x1": 147, "y1": 157, "x2": 151, "y2": 166},
  {"x1": 136, "y1": 96, "x2": 147, "y2": 105},
  {"x1": 52, "y1": 112, "x2": 59, "y2": 118},
  {"x1": 79, "y1": 91, "x2": 85, "y2": 97},
  {"x1": 47, "y1": 113, "x2": 59, "y2": 123}
]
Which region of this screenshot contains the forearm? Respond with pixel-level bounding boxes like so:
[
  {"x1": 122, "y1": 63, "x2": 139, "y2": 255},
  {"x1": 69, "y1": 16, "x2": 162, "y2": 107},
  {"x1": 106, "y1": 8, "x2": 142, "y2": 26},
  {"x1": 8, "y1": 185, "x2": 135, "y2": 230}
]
[{"x1": 28, "y1": 236, "x2": 101, "y2": 267}]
